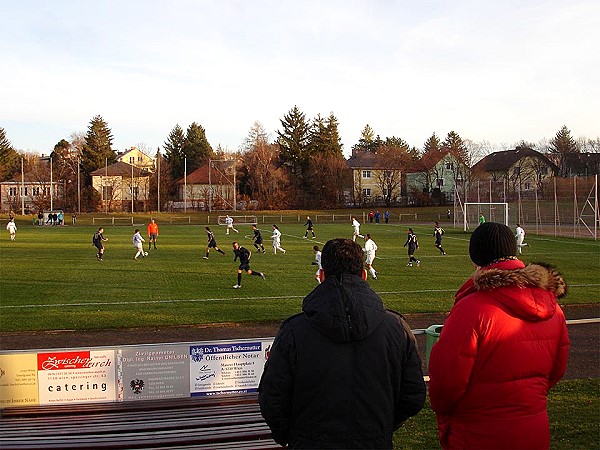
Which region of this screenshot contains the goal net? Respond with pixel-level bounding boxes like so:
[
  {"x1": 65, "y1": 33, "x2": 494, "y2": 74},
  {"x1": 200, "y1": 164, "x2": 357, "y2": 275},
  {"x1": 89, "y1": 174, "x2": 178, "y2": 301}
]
[
  {"x1": 217, "y1": 215, "x2": 259, "y2": 226},
  {"x1": 463, "y1": 203, "x2": 509, "y2": 231}
]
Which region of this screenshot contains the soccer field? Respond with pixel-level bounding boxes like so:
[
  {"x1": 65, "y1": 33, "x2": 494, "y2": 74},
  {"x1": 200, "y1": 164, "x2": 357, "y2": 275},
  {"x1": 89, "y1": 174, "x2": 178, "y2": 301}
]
[{"x1": 0, "y1": 222, "x2": 598, "y2": 332}]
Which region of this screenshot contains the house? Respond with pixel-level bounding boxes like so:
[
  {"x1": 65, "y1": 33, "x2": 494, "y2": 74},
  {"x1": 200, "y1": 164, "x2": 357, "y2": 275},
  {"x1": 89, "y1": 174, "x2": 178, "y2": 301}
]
[
  {"x1": 471, "y1": 147, "x2": 557, "y2": 193},
  {"x1": 405, "y1": 150, "x2": 469, "y2": 205},
  {"x1": 116, "y1": 147, "x2": 155, "y2": 172},
  {"x1": 346, "y1": 150, "x2": 403, "y2": 205},
  {"x1": 176, "y1": 161, "x2": 235, "y2": 211},
  {"x1": 0, "y1": 174, "x2": 61, "y2": 213},
  {"x1": 90, "y1": 162, "x2": 150, "y2": 212}
]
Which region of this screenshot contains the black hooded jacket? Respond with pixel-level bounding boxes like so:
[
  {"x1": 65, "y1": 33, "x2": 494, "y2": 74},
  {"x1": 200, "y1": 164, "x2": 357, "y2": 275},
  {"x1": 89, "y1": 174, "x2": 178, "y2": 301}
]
[{"x1": 258, "y1": 274, "x2": 426, "y2": 449}]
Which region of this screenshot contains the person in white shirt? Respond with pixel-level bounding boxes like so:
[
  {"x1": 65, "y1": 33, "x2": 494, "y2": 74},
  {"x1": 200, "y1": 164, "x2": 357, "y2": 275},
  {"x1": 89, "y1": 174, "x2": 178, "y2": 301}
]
[
  {"x1": 351, "y1": 217, "x2": 364, "y2": 242},
  {"x1": 311, "y1": 245, "x2": 322, "y2": 283},
  {"x1": 132, "y1": 229, "x2": 147, "y2": 259},
  {"x1": 225, "y1": 215, "x2": 239, "y2": 235},
  {"x1": 271, "y1": 225, "x2": 286, "y2": 254},
  {"x1": 6, "y1": 219, "x2": 17, "y2": 241},
  {"x1": 515, "y1": 224, "x2": 529, "y2": 254},
  {"x1": 363, "y1": 234, "x2": 378, "y2": 279}
]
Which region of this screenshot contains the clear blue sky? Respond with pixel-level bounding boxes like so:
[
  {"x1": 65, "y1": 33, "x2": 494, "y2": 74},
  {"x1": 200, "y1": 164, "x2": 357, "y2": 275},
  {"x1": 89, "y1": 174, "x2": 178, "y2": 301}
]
[{"x1": 1, "y1": 0, "x2": 598, "y2": 157}]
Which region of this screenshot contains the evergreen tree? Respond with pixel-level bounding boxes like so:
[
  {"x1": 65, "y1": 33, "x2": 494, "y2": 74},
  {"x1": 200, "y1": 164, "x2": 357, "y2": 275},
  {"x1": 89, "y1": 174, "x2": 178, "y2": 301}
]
[
  {"x1": 323, "y1": 112, "x2": 343, "y2": 157},
  {"x1": 182, "y1": 122, "x2": 213, "y2": 174},
  {"x1": 164, "y1": 124, "x2": 186, "y2": 180},
  {"x1": 423, "y1": 132, "x2": 442, "y2": 154},
  {"x1": 352, "y1": 124, "x2": 379, "y2": 153},
  {"x1": 277, "y1": 105, "x2": 311, "y2": 176},
  {"x1": 549, "y1": 125, "x2": 579, "y2": 176},
  {"x1": 0, "y1": 127, "x2": 20, "y2": 180},
  {"x1": 80, "y1": 115, "x2": 115, "y2": 183},
  {"x1": 443, "y1": 130, "x2": 469, "y2": 163},
  {"x1": 242, "y1": 121, "x2": 269, "y2": 152}
]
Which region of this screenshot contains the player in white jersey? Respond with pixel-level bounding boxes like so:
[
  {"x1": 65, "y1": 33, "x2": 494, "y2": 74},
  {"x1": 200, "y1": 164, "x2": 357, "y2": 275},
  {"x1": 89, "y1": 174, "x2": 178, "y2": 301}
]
[
  {"x1": 363, "y1": 234, "x2": 378, "y2": 279},
  {"x1": 311, "y1": 245, "x2": 322, "y2": 283},
  {"x1": 225, "y1": 215, "x2": 239, "y2": 235},
  {"x1": 351, "y1": 217, "x2": 364, "y2": 242},
  {"x1": 515, "y1": 224, "x2": 529, "y2": 254},
  {"x1": 132, "y1": 229, "x2": 147, "y2": 259},
  {"x1": 6, "y1": 219, "x2": 17, "y2": 241},
  {"x1": 271, "y1": 225, "x2": 286, "y2": 254}
]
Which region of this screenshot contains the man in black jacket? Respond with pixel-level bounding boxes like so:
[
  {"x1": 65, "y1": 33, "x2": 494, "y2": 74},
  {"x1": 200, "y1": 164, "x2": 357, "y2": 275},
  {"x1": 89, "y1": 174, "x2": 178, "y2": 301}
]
[{"x1": 258, "y1": 238, "x2": 425, "y2": 449}]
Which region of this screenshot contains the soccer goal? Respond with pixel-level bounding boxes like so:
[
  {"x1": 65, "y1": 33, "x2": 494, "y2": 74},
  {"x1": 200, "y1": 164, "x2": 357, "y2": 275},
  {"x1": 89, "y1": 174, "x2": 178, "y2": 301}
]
[
  {"x1": 463, "y1": 203, "x2": 509, "y2": 231},
  {"x1": 217, "y1": 215, "x2": 259, "y2": 226}
]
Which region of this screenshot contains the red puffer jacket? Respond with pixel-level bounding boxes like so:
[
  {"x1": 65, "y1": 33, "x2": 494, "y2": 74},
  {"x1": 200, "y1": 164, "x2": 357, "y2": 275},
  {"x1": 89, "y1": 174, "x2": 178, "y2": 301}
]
[{"x1": 429, "y1": 259, "x2": 570, "y2": 450}]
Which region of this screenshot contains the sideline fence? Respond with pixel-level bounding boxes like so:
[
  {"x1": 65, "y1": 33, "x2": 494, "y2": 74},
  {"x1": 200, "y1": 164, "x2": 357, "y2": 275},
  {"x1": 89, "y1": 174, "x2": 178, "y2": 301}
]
[{"x1": 92, "y1": 217, "x2": 134, "y2": 226}]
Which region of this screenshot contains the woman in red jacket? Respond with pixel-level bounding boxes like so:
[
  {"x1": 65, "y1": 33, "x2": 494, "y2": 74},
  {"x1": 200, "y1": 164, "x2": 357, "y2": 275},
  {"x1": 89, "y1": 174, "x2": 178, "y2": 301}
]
[{"x1": 429, "y1": 222, "x2": 569, "y2": 450}]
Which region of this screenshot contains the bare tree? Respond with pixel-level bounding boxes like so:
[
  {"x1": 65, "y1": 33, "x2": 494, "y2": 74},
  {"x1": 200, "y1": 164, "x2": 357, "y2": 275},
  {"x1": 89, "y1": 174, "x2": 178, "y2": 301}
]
[{"x1": 242, "y1": 142, "x2": 290, "y2": 209}]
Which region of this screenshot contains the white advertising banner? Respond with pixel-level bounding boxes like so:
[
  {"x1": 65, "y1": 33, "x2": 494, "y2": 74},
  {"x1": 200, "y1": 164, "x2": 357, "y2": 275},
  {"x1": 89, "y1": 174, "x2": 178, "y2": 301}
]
[
  {"x1": 37, "y1": 350, "x2": 117, "y2": 404},
  {"x1": 190, "y1": 339, "x2": 273, "y2": 396}
]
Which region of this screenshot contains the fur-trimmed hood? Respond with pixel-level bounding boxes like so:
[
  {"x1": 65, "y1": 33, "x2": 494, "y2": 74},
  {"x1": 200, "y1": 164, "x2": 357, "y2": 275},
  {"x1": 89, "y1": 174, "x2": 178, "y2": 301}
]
[{"x1": 456, "y1": 260, "x2": 568, "y2": 322}]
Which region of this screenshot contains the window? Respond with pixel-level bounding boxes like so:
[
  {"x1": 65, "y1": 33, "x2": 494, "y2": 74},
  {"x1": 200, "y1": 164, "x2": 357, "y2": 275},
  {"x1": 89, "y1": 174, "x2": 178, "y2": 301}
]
[
  {"x1": 138, "y1": 156, "x2": 143, "y2": 163},
  {"x1": 436, "y1": 179, "x2": 444, "y2": 187},
  {"x1": 362, "y1": 170, "x2": 371, "y2": 179},
  {"x1": 362, "y1": 188, "x2": 371, "y2": 197},
  {"x1": 23, "y1": 187, "x2": 28, "y2": 196},
  {"x1": 43, "y1": 187, "x2": 49, "y2": 196},
  {"x1": 130, "y1": 186, "x2": 139, "y2": 197},
  {"x1": 102, "y1": 186, "x2": 113, "y2": 199},
  {"x1": 514, "y1": 166, "x2": 520, "y2": 176},
  {"x1": 524, "y1": 182, "x2": 531, "y2": 190},
  {"x1": 33, "y1": 187, "x2": 40, "y2": 196},
  {"x1": 129, "y1": 156, "x2": 135, "y2": 164},
  {"x1": 445, "y1": 162, "x2": 454, "y2": 170},
  {"x1": 9, "y1": 187, "x2": 17, "y2": 196}
]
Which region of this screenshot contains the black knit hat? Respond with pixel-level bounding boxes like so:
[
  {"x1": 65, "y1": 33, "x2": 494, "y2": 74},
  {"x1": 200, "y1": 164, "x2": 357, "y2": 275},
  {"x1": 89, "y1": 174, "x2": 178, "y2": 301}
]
[{"x1": 469, "y1": 222, "x2": 517, "y2": 267}]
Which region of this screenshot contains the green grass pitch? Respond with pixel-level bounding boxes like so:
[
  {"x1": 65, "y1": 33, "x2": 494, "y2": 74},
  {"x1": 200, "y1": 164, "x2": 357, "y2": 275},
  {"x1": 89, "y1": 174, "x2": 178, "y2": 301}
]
[{"x1": 0, "y1": 222, "x2": 598, "y2": 332}]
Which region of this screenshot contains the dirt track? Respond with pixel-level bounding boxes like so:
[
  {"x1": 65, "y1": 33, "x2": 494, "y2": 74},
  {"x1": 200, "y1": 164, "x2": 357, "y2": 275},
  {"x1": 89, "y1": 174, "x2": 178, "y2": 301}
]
[{"x1": 1, "y1": 304, "x2": 598, "y2": 380}]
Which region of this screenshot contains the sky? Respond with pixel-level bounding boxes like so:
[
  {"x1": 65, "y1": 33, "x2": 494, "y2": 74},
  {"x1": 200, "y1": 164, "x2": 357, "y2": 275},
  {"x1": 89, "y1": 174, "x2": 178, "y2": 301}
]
[{"x1": 1, "y1": 0, "x2": 598, "y2": 158}]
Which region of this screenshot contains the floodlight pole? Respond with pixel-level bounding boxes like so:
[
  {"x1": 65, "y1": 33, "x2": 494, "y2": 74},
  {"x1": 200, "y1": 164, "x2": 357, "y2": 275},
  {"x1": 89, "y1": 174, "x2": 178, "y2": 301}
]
[
  {"x1": 21, "y1": 157, "x2": 25, "y2": 215},
  {"x1": 184, "y1": 156, "x2": 187, "y2": 213},
  {"x1": 50, "y1": 157, "x2": 53, "y2": 211}
]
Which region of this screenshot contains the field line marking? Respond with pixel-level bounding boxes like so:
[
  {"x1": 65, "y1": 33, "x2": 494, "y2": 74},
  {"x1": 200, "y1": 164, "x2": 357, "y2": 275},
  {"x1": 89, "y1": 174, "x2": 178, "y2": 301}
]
[{"x1": 566, "y1": 318, "x2": 600, "y2": 325}]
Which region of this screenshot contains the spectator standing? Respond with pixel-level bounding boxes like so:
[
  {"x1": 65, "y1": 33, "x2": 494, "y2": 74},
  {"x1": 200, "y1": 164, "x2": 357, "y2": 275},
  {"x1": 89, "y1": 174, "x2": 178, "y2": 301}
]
[
  {"x1": 384, "y1": 210, "x2": 390, "y2": 224},
  {"x1": 429, "y1": 222, "x2": 569, "y2": 450},
  {"x1": 478, "y1": 213, "x2": 485, "y2": 226},
  {"x1": 375, "y1": 210, "x2": 381, "y2": 224},
  {"x1": 259, "y1": 238, "x2": 426, "y2": 449},
  {"x1": 38, "y1": 211, "x2": 44, "y2": 226}
]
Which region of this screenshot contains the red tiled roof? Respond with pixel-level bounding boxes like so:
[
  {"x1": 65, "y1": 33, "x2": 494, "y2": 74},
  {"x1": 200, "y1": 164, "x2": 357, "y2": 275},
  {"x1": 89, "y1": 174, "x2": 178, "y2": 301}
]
[{"x1": 176, "y1": 163, "x2": 234, "y2": 185}]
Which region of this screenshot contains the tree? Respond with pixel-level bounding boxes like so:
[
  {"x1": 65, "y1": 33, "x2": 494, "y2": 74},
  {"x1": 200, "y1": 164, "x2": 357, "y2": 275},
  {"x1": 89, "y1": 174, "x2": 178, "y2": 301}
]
[
  {"x1": 423, "y1": 133, "x2": 442, "y2": 155},
  {"x1": 443, "y1": 131, "x2": 469, "y2": 163},
  {"x1": 0, "y1": 127, "x2": 20, "y2": 181},
  {"x1": 241, "y1": 121, "x2": 270, "y2": 152},
  {"x1": 375, "y1": 139, "x2": 413, "y2": 206},
  {"x1": 164, "y1": 124, "x2": 186, "y2": 181},
  {"x1": 277, "y1": 106, "x2": 311, "y2": 175},
  {"x1": 305, "y1": 153, "x2": 351, "y2": 208},
  {"x1": 352, "y1": 124, "x2": 380, "y2": 153},
  {"x1": 242, "y1": 142, "x2": 291, "y2": 209},
  {"x1": 80, "y1": 115, "x2": 115, "y2": 184},
  {"x1": 549, "y1": 125, "x2": 579, "y2": 176},
  {"x1": 182, "y1": 122, "x2": 213, "y2": 174},
  {"x1": 310, "y1": 113, "x2": 343, "y2": 157}
]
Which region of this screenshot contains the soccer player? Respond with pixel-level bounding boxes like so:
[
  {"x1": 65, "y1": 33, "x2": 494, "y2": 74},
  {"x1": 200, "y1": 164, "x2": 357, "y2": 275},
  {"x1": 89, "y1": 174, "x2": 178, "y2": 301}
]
[
  {"x1": 147, "y1": 218, "x2": 159, "y2": 250},
  {"x1": 232, "y1": 241, "x2": 265, "y2": 288},
  {"x1": 271, "y1": 225, "x2": 286, "y2": 254},
  {"x1": 132, "y1": 229, "x2": 147, "y2": 259},
  {"x1": 204, "y1": 226, "x2": 226, "y2": 259},
  {"x1": 225, "y1": 215, "x2": 239, "y2": 235},
  {"x1": 92, "y1": 227, "x2": 108, "y2": 261},
  {"x1": 363, "y1": 234, "x2": 378, "y2": 279},
  {"x1": 515, "y1": 224, "x2": 529, "y2": 254},
  {"x1": 403, "y1": 228, "x2": 420, "y2": 267},
  {"x1": 479, "y1": 213, "x2": 486, "y2": 226},
  {"x1": 433, "y1": 222, "x2": 446, "y2": 255},
  {"x1": 6, "y1": 218, "x2": 17, "y2": 241},
  {"x1": 303, "y1": 216, "x2": 316, "y2": 239},
  {"x1": 251, "y1": 224, "x2": 266, "y2": 253},
  {"x1": 351, "y1": 217, "x2": 364, "y2": 242},
  {"x1": 311, "y1": 245, "x2": 322, "y2": 283}
]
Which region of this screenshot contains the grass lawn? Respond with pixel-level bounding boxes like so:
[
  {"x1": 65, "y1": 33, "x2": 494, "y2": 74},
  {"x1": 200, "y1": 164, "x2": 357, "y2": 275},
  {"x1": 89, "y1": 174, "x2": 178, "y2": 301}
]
[{"x1": 0, "y1": 220, "x2": 598, "y2": 332}]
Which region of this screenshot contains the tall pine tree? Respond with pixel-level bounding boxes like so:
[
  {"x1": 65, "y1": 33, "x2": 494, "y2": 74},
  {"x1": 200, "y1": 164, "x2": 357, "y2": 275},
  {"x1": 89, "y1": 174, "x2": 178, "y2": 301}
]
[
  {"x1": 443, "y1": 130, "x2": 469, "y2": 163},
  {"x1": 182, "y1": 122, "x2": 213, "y2": 174},
  {"x1": 0, "y1": 127, "x2": 20, "y2": 181},
  {"x1": 163, "y1": 124, "x2": 186, "y2": 180},
  {"x1": 80, "y1": 115, "x2": 115, "y2": 184},
  {"x1": 549, "y1": 125, "x2": 578, "y2": 177},
  {"x1": 277, "y1": 105, "x2": 311, "y2": 176}
]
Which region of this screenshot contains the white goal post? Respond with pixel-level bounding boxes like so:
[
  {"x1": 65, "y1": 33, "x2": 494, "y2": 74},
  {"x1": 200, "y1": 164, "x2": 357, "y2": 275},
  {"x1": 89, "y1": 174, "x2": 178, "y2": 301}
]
[
  {"x1": 217, "y1": 215, "x2": 259, "y2": 226},
  {"x1": 463, "y1": 203, "x2": 509, "y2": 231}
]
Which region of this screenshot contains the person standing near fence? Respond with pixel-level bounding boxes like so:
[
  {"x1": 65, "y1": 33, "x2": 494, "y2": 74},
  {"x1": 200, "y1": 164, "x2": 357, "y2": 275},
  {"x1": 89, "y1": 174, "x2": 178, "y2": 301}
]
[
  {"x1": 428, "y1": 222, "x2": 569, "y2": 450},
  {"x1": 515, "y1": 223, "x2": 529, "y2": 254},
  {"x1": 433, "y1": 222, "x2": 446, "y2": 255},
  {"x1": 6, "y1": 218, "x2": 17, "y2": 241},
  {"x1": 384, "y1": 210, "x2": 390, "y2": 224},
  {"x1": 271, "y1": 225, "x2": 286, "y2": 254},
  {"x1": 132, "y1": 229, "x2": 147, "y2": 260},
  {"x1": 303, "y1": 216, "x2": 316, "y2": 239},
  {"x1": 92, "y1": 227, "x2": 108, "y2": 261},
  {"x1": 232, "y1": 242, "x2": 265, "y2": 289},
  {"x1": 258, "y1": 238, "x2": 426, "y2": 449},
  {"x1": 225, "y1": 215, "x2": 239, "y2": 235},
  {"x1": 203, "y1": 226, "x2": 225, "y2": 259},
  {"x1": 147, "y1": 218, "x2": 159, "y2": 250},
  {"x1": 404, "y1": 228, "x2": 420, "y2": 266}
]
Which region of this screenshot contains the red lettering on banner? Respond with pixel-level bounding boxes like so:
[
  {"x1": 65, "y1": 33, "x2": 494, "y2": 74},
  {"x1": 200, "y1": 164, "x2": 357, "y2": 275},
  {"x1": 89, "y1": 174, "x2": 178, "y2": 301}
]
[{"x1": 38, "y1": 351, "x2": 92, "y2": 371}]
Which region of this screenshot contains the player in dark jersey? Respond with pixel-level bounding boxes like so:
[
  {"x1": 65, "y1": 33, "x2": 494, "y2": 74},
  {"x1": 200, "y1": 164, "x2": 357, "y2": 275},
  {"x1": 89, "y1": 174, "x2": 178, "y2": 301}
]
[
  {"x1": 92, "y1": 227, "x2": 108, "y2": 261},
  {"x1": 403, "y1": 228, "x2": 420, "y2": 267},
  {"x1": 232, "y1": 242, "x2": 265, "y2": 288},
  {"x1": 203, "y1": 226, "x2": 225, "y2": 259},
  {"x1": 433, "y1": 222, "x2": 446, "y2": 255},
  {"x1": 252, "y1": 224, "x2": 266, "y2": 253},
  {"x1": 303, "y1": 216, "x2": 316, "y2": 238}
]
